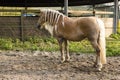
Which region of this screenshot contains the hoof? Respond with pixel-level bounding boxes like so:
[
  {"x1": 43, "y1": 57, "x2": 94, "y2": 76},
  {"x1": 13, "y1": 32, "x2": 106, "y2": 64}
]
[
  {"x1": 65, "y1": 58, "x2": 70, "y2": 62},
  {"x1": 65, "y1": 59, "x2": 70, "y2": 62},
  {"x1": 93, "y1": 63, "x2": 102, "y2": 71},
  {"x1": 61, "y1": 59, "x2": 65, "y2": 63},
  {"x1": 61, "y1": 59, "x2": 70, "y2": 63},
  {"x1": 61, "y1": 57, "x2": 65, "y2": 63},
  {"x1": 97, "y1": 68, "x2": 101, "y2": 72},
  {"x1": 93, "y1": 63, "x2": 98, "y2": 68},
  {"x1": 97, "y1": 64, "x2": 102, "y2": 72}
]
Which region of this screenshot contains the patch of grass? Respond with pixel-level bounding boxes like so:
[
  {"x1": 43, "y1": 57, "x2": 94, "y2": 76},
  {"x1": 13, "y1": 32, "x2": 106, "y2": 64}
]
[
  {"x1": 0, "y1": 38, "x2": 13, "y2": 50},
  {"x1": 110, "y1": 33, "x2": 120, "y2": 40},
  {"x1": 106, "y1": 40, "x2": 120, "y2": 56},
  {"x1": 0, "y1": 36, "x2": 120, "y2": 56},
  {"x1": 69, "y1": 40, "x2": 94, "y2": 53}
]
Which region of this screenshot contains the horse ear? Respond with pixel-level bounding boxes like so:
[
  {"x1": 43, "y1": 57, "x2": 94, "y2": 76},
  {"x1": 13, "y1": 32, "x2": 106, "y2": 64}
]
[
  {"x1": 39, "y1": 9, "x2": 43, "y2": 16},
  {"x1": 40, "y1": 9, "x2": 44, "y2": 13},
  {"x1": 40, "y1": 9, "x2": 42, "y2": 13}
]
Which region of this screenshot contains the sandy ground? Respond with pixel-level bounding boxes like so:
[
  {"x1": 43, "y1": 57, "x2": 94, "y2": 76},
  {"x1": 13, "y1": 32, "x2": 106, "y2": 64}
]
[{"x1": 0, "y1": 51, "x2": 119, "y2": 80}]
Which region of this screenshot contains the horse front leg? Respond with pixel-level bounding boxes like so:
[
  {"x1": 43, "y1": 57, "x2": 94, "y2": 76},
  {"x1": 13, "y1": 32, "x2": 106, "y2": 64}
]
[
  {"x1": 57, "y1": 38, "x2": 65, "y2": 63},
  {"x1": 64, "y1": 40, "x2": 70, "y2": 62}
]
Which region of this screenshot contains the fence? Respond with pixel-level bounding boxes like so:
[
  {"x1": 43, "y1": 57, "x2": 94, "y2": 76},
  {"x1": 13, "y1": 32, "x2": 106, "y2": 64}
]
[
  {"x1": 0, "y1": 9, "x2": 115, "y2": 40},
  {"x1": 0, "y1": 10, "x2": 51, "y2": 41}
]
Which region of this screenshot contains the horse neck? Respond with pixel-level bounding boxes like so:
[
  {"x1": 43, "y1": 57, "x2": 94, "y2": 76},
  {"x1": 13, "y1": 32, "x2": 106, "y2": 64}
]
[
  {"x1": 64, "y1": 17, "x2": 76, "y2": 26},
  {"x1": 45, "y1": 12, "x2": 65, "y2": 26}
]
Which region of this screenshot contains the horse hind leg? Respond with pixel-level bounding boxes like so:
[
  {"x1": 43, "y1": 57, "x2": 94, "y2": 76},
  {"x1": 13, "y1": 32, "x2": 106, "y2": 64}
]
[{"x1": 90, "y1": 40, "x2": 102, "y2": 71}]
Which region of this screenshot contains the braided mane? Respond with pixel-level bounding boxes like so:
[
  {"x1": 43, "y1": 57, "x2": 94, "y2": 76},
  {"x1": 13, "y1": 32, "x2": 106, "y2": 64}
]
[{"x1": 41, "y1": 9, "x2": 65, "y2": 26}]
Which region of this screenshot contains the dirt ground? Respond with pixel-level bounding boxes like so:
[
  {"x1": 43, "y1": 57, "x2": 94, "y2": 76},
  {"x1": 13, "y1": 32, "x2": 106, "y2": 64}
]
[{"x1": 0, "y1": 51, "x2": 119, "y2": 80}]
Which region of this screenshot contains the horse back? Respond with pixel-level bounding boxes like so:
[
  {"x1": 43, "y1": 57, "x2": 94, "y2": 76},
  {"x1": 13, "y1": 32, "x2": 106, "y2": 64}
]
[{"x1": 77, "y1": 17, "x2": 100, "y2": 36}]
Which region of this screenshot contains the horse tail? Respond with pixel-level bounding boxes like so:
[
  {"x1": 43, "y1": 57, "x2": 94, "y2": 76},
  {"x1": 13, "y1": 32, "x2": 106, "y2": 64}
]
[{"x1": 97, "y1": 18, "x2": 106, "y2": 64}]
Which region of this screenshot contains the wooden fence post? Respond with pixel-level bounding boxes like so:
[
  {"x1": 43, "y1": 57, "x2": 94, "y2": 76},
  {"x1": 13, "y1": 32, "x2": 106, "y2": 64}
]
[
  {"x1": 64, "y1": 0, "x2": 68, "y2": 16},
  {"x1": 113, "y1": 0, "x2": 118, "y2": 33},
  {"x1": 20, "y1": 10, "x2": 24, "y2": 41}
]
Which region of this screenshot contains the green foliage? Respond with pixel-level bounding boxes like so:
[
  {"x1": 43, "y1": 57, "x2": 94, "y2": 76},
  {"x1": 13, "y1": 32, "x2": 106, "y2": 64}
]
[
  {"x1": 0, "y1": 38, "x2": 13, "y2": 50},
  {"x1": 0, "y1": 36, "x2": 120, "y2": 56},
  {"x1": 110, "y1": 33, "x2": 120, "y2": 40},
  {"x1": 106, "y1": 40, "x2": 120, "y2": 56},
  {"x1": 117, "y1": 21, "x2": 120, "y2": 33},
  {"x1": 69, "y1": 41, "x2": 94, "y2": 53}
]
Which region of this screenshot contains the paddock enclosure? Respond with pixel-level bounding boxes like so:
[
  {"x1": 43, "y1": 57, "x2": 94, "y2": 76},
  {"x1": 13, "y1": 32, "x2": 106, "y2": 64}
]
[{"x1": 0, "y1": 1, "x2": 120, "y2": 79}]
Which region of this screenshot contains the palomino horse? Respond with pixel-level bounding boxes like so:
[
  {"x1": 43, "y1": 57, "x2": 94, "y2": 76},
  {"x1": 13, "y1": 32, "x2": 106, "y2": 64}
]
[{"x1": 37, "y1": 9, "x2": 106, "y2": 71}]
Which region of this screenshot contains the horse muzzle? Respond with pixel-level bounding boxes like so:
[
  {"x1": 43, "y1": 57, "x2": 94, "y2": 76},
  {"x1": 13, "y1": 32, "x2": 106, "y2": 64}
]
[{"x1": 36, "y1": 24, "x2": 41, "y2": 30}]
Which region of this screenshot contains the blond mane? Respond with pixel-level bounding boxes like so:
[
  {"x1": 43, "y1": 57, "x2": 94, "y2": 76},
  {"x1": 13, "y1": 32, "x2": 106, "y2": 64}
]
[
  {"x1": 40, "y1": 9, "x2": 65, "y2": 35},
  {"x1": 41, "y1": 9, "x2": 65, "y2": 26}
]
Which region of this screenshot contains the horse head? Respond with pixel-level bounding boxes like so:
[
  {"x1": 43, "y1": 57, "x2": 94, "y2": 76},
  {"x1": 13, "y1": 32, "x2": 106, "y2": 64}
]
[{"x1": 37, "y1": 9, "x2": 46, "y2": 29}]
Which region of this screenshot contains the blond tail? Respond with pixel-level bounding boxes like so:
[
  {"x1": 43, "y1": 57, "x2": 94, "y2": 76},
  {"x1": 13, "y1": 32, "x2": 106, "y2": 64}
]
[{"x1": 97, "y1": 18, "x2": 106, "y2": 64}]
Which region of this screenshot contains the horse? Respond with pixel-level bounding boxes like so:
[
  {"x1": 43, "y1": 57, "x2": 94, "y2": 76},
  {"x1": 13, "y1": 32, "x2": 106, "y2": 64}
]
[{"x1": 37, "y1": 9, "x2": 106, "y2": 71}]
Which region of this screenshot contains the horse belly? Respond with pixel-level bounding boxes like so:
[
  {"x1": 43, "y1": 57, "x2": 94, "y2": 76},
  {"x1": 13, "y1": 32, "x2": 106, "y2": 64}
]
[{"x1": 64, "y1": 33, "x2": 86, "y2": 41}]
